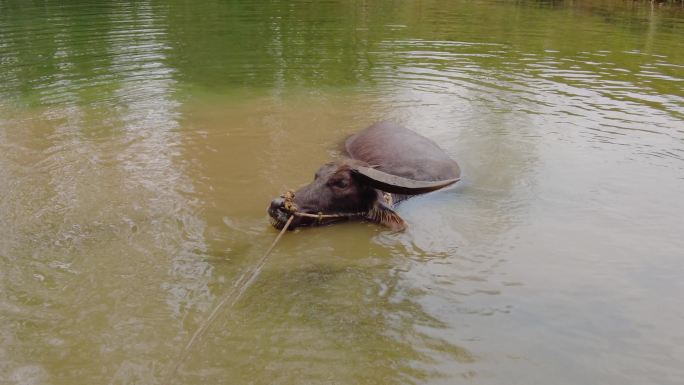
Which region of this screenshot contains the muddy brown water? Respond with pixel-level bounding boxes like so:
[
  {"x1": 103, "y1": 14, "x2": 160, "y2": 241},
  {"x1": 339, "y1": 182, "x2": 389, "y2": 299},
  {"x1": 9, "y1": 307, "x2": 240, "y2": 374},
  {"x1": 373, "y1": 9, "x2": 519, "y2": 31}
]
[{"x1": 1, "y1": 0, "x2": 683, "y2": 384}]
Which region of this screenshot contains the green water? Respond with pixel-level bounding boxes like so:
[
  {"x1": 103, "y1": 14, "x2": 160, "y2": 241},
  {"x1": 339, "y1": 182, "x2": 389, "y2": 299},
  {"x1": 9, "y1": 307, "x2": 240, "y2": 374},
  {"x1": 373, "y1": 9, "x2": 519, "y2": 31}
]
[{"x1": 1, "y1": 1, "x2": 683, "y2": 384}]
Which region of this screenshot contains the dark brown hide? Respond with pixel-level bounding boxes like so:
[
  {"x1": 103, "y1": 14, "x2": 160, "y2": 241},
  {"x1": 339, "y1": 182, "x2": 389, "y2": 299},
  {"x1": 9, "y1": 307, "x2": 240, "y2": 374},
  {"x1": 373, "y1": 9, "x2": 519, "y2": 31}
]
[
  {"x1": 345, "y1": 121, "x2": 461, "y2": 184},
  {"x1": 268, "y1": 122, "x2": 460, "y2": 231}
]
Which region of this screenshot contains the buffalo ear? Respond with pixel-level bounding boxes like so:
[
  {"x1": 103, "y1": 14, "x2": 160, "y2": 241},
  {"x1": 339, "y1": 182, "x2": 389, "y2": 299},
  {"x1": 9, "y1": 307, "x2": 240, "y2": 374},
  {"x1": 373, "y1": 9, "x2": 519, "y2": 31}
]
[
  {"x1": 366, "y1": 199, "x2": 407, "y2": 232},
  {"x1": 352, "y1": 166, "x2": 459, "y2": 195}
]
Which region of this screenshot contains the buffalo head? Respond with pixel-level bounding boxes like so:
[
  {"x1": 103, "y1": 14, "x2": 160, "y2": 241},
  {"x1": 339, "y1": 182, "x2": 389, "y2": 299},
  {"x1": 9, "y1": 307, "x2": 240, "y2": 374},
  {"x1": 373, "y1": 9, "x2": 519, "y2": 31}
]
[{"x1": 267, "y1": 159, "x2": 459, "y2": 231}]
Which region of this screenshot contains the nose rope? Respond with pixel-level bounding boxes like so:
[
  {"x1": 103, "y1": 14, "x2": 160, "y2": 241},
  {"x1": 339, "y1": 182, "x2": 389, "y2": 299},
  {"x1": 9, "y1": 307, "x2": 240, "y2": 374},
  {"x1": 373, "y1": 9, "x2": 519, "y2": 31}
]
[{"x1": 280, "y1": 190, "x2": 368, "y2": 223}]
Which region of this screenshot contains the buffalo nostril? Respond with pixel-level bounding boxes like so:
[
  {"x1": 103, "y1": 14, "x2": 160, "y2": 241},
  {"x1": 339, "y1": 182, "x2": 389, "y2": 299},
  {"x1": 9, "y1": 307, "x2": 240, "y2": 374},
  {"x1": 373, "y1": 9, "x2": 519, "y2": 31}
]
[
  {"x1": 267, "y1": 197, "x2": 291, "y2": 229},
  {"x1": 268, "y1": 197, "x2": 285, "y2": 213}
]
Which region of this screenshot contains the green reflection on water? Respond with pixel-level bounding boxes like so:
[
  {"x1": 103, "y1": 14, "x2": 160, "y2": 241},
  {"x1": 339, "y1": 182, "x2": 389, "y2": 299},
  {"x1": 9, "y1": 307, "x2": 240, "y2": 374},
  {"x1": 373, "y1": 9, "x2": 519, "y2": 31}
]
[{"x1": 1, "y1": 0, "x2": 682, "y2": 105}]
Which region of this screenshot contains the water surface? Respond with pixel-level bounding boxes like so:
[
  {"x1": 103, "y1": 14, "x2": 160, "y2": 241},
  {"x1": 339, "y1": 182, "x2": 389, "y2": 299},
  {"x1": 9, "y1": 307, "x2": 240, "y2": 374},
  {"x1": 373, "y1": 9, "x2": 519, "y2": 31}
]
[{"x1": 1, "y1": 1, "x2": 683, "y2": 384}]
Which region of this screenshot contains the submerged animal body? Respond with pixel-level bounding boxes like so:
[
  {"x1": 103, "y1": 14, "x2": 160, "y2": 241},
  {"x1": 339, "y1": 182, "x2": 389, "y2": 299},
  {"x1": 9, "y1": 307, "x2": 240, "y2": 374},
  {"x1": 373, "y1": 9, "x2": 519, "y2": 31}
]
[{"x1": 268, "y1": 122, "x2": 461, "y2": 231}]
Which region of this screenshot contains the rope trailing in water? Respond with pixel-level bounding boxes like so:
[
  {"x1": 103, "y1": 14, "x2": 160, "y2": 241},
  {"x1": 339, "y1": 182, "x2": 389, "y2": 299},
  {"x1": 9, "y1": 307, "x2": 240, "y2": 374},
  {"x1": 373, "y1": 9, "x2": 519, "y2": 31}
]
[
  {"x1": 163, "y1": 215, "x2": 294, "y2": 383},
  {"x1": 164, "y1": 189, "x2": 388, "y2": 381}
]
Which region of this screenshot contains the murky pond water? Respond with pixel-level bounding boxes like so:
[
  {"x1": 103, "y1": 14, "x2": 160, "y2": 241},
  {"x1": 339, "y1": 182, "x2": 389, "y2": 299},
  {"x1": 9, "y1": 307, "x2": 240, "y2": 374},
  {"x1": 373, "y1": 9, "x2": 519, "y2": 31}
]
[{"x1": 1, "y1": 0, "x2": 684, "y2": 384}]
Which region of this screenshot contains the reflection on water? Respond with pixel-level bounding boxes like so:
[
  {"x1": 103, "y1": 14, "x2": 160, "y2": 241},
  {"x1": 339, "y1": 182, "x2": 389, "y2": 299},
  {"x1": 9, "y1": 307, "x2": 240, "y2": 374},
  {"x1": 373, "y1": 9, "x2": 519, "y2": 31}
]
[
  {"x1": 1, "y1": 1, "x2": 212, "y2": 383},
  {"x1": 1, "y1": 0, "x2": 684, "y2": 384}
]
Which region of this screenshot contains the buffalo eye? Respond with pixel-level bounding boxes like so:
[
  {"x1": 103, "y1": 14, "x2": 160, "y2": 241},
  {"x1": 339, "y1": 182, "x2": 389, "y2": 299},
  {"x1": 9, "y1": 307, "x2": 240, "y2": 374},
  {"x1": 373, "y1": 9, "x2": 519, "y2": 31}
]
[{"x1": 332, "y1": 179, "x2": 349, "y2": 188}]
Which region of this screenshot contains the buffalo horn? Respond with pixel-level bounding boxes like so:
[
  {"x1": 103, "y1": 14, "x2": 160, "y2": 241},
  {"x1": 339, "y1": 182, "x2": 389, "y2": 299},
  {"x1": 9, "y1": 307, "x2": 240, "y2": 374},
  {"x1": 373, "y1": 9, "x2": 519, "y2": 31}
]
[{"x1": 352, "y1": 166, "x2": 460, "y2": 195}]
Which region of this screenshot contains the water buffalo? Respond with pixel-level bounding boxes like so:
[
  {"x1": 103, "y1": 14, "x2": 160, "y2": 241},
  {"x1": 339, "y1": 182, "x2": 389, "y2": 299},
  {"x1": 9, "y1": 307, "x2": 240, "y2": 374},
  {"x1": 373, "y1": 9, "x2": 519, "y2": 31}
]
[{"x1": 268, "y1": 121, "x2": 461, "y2": 231}]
